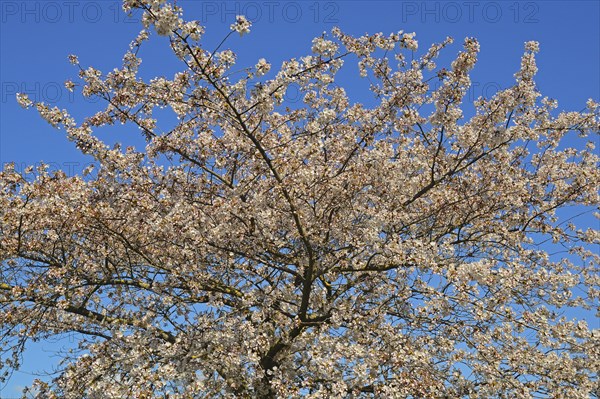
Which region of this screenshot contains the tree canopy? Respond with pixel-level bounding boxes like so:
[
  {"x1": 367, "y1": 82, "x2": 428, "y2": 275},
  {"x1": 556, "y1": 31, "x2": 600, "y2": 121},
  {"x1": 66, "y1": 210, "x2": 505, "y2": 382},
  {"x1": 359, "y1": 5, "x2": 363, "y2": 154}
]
[{"x1": 1, "y1": 1, "x2": 599, "y2": 397}]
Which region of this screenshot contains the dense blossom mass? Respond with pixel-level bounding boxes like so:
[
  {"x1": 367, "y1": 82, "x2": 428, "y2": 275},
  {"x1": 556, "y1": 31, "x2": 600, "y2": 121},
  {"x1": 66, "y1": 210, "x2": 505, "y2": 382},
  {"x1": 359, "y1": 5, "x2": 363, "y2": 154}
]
[{"x1": 2, "y1": 0, "x2": 599, "y2": 397}]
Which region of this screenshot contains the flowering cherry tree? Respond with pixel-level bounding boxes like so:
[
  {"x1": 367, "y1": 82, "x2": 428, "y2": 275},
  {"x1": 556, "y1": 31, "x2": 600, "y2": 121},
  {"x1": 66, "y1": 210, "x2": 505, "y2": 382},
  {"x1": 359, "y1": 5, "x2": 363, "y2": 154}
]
[{"x1": 2, "y1": 1, "x2": 599, "y2": 397}]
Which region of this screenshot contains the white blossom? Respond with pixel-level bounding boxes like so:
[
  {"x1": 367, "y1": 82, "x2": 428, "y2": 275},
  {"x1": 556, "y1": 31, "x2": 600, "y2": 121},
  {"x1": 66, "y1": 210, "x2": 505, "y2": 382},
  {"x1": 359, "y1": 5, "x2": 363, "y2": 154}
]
[
  {"x1": 230, "y1": 15, "x2": 251, "y2": 37},
  {"x1": 153, "y1": 4, "x2": 180, "y2": 36},
  {"x1": 255, "y1": 58, "x2": 271, "y2": 77}
]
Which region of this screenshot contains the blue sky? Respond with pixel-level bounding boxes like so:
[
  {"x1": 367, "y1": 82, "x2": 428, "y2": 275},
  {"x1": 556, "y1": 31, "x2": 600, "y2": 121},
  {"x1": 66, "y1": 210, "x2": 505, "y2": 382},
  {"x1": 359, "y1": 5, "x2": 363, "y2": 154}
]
[{"x1": 1, "y1": 0, "x2": 599, "y2": 396}]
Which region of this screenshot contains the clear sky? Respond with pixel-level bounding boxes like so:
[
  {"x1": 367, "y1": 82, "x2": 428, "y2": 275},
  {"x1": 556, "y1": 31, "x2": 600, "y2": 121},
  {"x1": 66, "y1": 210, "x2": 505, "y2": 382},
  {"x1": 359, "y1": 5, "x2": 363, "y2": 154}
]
[{"x1": 1, "y1": 0, "x2": 599, "y2": 396}]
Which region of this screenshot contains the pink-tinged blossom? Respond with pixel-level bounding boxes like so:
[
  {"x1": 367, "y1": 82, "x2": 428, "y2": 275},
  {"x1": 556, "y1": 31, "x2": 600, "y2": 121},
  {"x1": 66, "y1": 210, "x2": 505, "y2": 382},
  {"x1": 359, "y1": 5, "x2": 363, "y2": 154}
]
[{"x1": 15, "y1": 93, "x2": 32, "y2": 109}]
